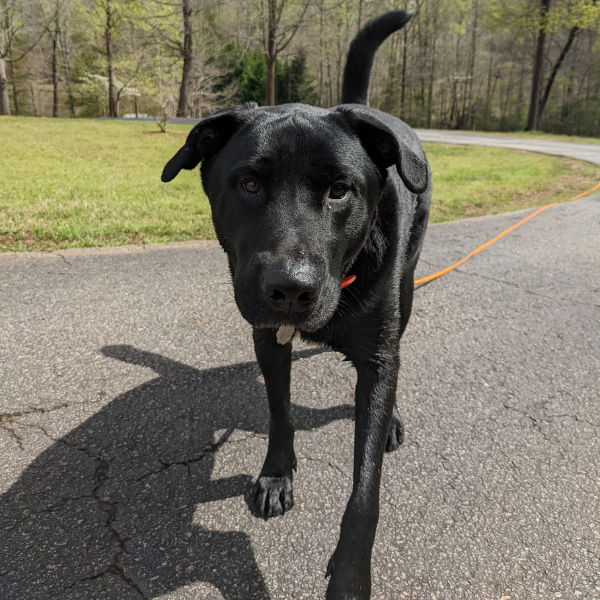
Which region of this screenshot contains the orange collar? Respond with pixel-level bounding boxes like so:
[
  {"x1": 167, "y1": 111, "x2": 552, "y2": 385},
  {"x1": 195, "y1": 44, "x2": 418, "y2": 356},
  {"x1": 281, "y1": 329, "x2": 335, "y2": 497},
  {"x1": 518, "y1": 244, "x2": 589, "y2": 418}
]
[{"x1": 341, "y1": 274, "x2": 356, "y2": 289}]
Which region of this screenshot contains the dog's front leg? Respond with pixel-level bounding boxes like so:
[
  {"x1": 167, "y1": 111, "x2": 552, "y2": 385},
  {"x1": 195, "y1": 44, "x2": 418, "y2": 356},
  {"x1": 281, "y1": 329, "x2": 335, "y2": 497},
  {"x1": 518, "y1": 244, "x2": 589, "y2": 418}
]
[
  {"x1": 326, "y1": 351, "x2": 399, "y2": 600},
  {"x1": 251, "y1": 328, "x2": 296, "y2": 518}
]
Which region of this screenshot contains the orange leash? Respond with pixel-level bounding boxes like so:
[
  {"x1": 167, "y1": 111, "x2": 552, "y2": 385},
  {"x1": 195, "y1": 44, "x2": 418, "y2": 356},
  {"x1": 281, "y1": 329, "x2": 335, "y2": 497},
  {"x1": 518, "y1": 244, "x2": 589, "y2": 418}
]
[{"x1": 413, "y1": 179, "x2": 600, "y2": 287}]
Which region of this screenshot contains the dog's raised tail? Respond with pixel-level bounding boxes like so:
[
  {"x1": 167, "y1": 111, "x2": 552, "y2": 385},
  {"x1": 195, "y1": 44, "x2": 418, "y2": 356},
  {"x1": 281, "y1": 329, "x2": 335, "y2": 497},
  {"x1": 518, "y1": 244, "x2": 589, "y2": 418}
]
[{"x1": 341, "y1": 10, "x2": 413, "y2": 106}]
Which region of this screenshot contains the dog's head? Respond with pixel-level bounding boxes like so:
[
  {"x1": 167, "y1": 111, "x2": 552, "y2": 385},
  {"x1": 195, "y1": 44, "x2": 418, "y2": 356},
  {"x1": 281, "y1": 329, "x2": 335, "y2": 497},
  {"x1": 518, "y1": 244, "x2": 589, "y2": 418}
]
[{"x1": 162, "y1": 103, "x2": 427, "y2": 332}]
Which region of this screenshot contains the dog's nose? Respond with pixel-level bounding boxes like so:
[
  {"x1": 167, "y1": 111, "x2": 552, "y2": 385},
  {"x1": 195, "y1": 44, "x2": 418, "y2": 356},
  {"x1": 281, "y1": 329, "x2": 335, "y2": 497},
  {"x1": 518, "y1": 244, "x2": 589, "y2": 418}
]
[{"x1": 262, "y1": 269, "x2": 321, "y2": 313}]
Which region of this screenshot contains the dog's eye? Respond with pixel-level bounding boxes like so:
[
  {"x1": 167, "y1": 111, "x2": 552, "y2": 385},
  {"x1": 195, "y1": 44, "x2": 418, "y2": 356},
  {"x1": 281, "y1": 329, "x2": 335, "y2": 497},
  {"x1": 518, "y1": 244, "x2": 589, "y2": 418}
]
[
  {"x1": 242, "y1": 180, "x2": 260, "y2": 195},
  {"x1": 329, "y1": 184, "x2": 348, "y2": 200}
]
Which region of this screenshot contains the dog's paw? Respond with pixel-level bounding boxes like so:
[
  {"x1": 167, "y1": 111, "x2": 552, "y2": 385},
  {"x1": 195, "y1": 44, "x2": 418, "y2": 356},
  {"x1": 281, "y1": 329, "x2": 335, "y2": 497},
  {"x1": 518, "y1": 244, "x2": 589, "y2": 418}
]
[
  {"x1": 386, "y1": 408, "x2": 404, "y2": 452},
  {"x1": 252, "y1": 475, "x2": 294, "y2": 519}
]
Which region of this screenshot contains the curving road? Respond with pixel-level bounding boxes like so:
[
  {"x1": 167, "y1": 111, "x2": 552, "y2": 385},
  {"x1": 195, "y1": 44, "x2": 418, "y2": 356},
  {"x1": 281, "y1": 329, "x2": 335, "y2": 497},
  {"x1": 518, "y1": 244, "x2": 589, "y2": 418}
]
[
  {"x1": 1, "y1": 131, "x2": 599, "y2": 600},
  {"x1": 415, "y1": 129, "x2": 600, "y2": 165}
]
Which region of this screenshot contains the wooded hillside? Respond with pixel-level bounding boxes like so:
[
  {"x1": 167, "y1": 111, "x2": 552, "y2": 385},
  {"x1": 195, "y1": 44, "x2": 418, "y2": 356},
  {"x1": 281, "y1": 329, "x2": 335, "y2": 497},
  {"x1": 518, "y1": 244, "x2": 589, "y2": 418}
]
[{"x1": 1, "y1": 0, "x2": 599, "y2": 136}]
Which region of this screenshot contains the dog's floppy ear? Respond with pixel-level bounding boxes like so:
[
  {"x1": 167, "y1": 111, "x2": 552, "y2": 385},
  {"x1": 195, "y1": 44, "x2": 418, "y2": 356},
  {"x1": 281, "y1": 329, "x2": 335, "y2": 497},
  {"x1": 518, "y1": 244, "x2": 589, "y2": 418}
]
[
  {"x1": 334, "y1": 108, "x2": 428, "y2": 194},
  {"x1": 161, "y1": 106, "x2": 253, "y2": 183}
]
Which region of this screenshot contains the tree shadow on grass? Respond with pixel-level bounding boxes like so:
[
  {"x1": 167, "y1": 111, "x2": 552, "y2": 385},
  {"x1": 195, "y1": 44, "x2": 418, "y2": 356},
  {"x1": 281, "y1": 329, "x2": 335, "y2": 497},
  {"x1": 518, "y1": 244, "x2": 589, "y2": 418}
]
[{"x1": 0, "y1": 345, "x2": 353, "y2": 600}]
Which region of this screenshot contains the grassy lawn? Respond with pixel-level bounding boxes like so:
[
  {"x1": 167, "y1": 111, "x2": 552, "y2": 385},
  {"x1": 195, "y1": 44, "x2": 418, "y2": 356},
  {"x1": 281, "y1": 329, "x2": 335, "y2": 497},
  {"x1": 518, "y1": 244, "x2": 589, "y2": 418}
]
[
  {"x1": 0, "y1": 117, "x2": 209, "y2": 252},
  {"x1": 1, "y1": 116, "x2": 598, "y2": 252},
  {"x1": 423, "y1": 142, "x2": 599, "y2": 222}
]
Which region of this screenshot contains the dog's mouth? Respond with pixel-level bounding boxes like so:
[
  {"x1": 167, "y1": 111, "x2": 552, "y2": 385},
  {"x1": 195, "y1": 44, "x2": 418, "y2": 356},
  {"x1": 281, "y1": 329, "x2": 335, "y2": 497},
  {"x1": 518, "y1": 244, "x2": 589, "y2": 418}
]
[
  {"x1": 250, "y1": 307, "x2": 332, "y2": 333},
  {"x1": 230, "y1": 256, "x2": 346, "y2": 333}
]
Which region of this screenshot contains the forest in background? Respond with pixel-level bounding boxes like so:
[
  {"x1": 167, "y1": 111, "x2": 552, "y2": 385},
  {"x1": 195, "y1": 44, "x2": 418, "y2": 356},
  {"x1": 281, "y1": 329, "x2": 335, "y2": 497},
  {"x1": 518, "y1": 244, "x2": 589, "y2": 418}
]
[{"x1": 1, "y1": 0, "x2": 600, "y2": 136}]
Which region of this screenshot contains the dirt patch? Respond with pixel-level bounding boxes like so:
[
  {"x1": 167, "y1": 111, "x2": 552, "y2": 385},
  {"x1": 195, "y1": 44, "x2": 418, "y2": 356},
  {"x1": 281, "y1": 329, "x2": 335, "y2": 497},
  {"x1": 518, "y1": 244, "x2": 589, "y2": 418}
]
[
  {"x1": 0, "y1": 230, "x2": 46, "y2": 250},
  {"x1": 127, "y1": 232, "x2": 146, "y2": 245}
]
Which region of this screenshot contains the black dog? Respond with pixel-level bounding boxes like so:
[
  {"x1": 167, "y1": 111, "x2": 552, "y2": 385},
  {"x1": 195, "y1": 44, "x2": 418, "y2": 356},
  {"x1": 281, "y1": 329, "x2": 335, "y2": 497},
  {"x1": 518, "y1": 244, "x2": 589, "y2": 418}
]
[{"x1": 162, "y1": 11, "x2": 431, "y2": 599}]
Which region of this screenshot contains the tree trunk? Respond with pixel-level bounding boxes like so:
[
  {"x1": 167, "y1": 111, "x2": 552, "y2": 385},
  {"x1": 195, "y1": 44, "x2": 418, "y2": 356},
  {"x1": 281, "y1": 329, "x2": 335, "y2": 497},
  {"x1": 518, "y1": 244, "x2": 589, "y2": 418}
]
[
  {"x1": 9, "y1": 62, "x2": 18, "y2": 114},
  {"x1": 465, "y1": 0, "x2": 478, "y2": 129},
  {"x1": 525, "y1": 0, "x2": 551, "y2": 131},
  {"x1": 538, "y1": 26, "x2": 578, "y2": 122},
  {"x1": 266, "y1": 55, "x2": 276, "y2": 106},
  {"x1": 57, "y1": 12, "x2": 75, "y2": 117},
  {"x1": 427, "y1": 23, "x2": 437, "y2": 129},
  {"x1": 586, "y1": 32, "x2": 594, "y2": 101},
  {"x1": 400, "y1": 22, "x2": 408, "y2": 117},
  {"x1": 177, "y1": 0, "x2": 193, "y2": 117},
  {"x1": 450, "y1": 29, "x2": 460, "y2": 127},
  {"x1": 106, "y1": 0, "x2": 118, "y2": 118},
  {"x1": 52, "y1": 20, "x2": 59, "y2": 117},
  {"x1": 318, "y1": 0, "x2": 324, "y2": 106},
  {"x1": 265, "y1": 0, "x2": 277, "y2": 106},
  {"x1": 417, "y1": 19, "x2": 425, "y2": 107},
  {"x1": 8, "y1": 44, "x2": 19, "y2": 115},
  {"x1": 484, "y1": 39, "x2": 494, "y2": 129},
  {"x1": 0, "y1": 57, "x2": 10, "y2": 115},
  {"x1": 500, "y1": 63, "x2": 514, "y2": 125},
  {"x1": 60, "y1": 29, "x2": 75, "y2": 117}
]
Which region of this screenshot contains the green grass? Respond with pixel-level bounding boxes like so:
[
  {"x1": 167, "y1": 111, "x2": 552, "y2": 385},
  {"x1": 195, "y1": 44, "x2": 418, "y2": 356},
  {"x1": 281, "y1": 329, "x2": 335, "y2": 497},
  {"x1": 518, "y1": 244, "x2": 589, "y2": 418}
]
[
  {"x1": 423, "y1": 142, "x2": 599, "y2": 222},
  {"x1": 1, "y1": 117, "x2": 598, "y2": 251},
  {"x1": 0, "y1": 117, "x2": 212, "y2": 251}
]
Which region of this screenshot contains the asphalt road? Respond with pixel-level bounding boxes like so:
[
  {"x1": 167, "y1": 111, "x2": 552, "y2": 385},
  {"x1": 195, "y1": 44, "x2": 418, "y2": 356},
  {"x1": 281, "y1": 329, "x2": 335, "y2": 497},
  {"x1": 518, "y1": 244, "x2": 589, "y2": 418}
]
[
  {"x1": 1, "y1": 196, "x2": 599, "y2": 598},
  {"x1": 415, "y1": 129, "x2": 600, "y2": 165}
]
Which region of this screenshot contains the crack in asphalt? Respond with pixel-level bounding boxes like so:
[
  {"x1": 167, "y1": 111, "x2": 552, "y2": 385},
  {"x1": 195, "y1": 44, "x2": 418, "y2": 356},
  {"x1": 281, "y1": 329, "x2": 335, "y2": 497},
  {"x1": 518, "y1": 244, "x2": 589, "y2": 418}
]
[
  {"x1": 54, "y1": 252, "x2": 72, "y2": 267},
  {"x1": 136, "y1": 429, "x2": 262, "y2": 483},
  {"x1": 543, "y1": 413, "x2": 600, "y2": 429},
  {"x1": 57, "y1": 428, "x2": 266, "y2": 596},
  {"x1": 298, "y1": 455, "x2": 352, "y2": 482},
  {"x1": 0, "y1": 404, "x2": 68, "y2": 451},
  {"x1": 60, "y1": 457, "x2": 147, "y2": 599},
  {"x1": 501, "y1": 403, "x2": 554, "y2": 443},
  {"x1": 94, "y1": 459, "x2": 148, "y2": 599},
  {"x1": 418, "y1": 259, "x2": 600, "y2": 308},
  {"x1": 454, "y1": 268, "x2": 600, "y2": 308},
  {"x1": 502, "y1": 402, "x2": 600, "y2": 435},
  {"x1": 4, "y1": 418, "x2": 265, "y2": 594},
  {"x1": 1, "y1": 419, "x2": 24, "y2": 450}
]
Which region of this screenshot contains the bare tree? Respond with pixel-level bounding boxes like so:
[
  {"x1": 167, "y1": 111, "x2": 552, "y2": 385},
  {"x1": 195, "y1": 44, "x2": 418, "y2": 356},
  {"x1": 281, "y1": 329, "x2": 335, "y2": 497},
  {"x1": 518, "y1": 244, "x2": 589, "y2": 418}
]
[
  {"x1": 1, "y1": 0, "x2": 56, "y2": 115},
  {"x1": 57, "y1": 2, "x2": 75, "y2": 116},
  {"x1": 176, "y1": 0, "x2": 192, "y2": 116},
  {"x1": 260, "y1": 0, "x2": 312, "y2": 106},
  {"x1": 104, "y1": 0, "x2": 118, "y2": 116},
  {"x1": 525, "y1": 0, "x2": 551, "y2": 131},
  {"x1": 143, "y1": 0, "x2": 197, "y2": 117},
  {"x1": 537, "y1": 25, "x2": 579, "y2": 121},
  {"x1": 1, "y1": 0, "x2": 28, "y2": 114}
]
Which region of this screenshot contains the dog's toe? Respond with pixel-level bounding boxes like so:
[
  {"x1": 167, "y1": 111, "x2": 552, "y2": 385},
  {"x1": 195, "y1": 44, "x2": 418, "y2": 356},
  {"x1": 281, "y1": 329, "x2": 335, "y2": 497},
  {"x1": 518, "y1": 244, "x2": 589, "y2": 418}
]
[
  {"x1": 252, "y1": 476, "x2": 294, "y2": 519},
  {"x1": 386, "y1": 410, "x2": 404, "y2": 452}
]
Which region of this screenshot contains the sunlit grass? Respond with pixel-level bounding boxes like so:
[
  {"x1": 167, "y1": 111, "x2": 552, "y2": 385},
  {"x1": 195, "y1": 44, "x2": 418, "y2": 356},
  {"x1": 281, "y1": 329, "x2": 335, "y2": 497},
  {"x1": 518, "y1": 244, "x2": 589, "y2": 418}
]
[
  {"x1": 423, "y1": 143, "x2": 599, "y2": 222},
  {"x1": 1, "y1": 117, "x2": 598, "y2": 251},
  {"x1": 0, "y1": 117, "x2": 212, "y2": 251}
]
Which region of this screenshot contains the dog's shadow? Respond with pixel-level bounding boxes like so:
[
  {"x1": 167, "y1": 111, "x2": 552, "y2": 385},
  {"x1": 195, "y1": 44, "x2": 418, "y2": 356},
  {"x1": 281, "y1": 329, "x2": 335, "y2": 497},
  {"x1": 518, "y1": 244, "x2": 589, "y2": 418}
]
[{"x1": 1, "y1": 345, "x2": 353, "y2": 600}]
